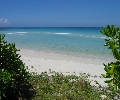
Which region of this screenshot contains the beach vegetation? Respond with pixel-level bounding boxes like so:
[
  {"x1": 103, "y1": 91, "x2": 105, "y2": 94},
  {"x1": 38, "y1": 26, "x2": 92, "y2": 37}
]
[
  {"x1": 100, "y1": 25, "x2": 120, "y2": 98},
  {"x1": 30, "y1": 71, "x2": 120, "y2": 100},
  {"x1": 30, "y1": 71, "x2": 103, "y2": 100},
  {"x1": 0, "y1": 34, "x2": 36, "y2": 100}
]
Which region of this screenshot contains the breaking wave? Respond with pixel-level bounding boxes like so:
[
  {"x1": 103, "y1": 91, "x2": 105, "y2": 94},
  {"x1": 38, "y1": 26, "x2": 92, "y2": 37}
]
[
  {"x1": 16, "y1": 32, "x2": 28, "y2": 33},
  {"x1": 54, "y1": 33, "x2": 71, "y2": 35}
]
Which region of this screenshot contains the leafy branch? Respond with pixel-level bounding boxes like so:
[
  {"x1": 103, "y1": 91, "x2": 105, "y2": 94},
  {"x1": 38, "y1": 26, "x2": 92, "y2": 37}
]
[{"x1": 100, "y1": 25, "x2": 120, "y2": 90}]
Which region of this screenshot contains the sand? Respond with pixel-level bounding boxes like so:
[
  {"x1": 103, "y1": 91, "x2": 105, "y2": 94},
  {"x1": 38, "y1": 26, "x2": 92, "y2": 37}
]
[{"x1": 18, "y1": 49, "x2": 115, "y2": 87}]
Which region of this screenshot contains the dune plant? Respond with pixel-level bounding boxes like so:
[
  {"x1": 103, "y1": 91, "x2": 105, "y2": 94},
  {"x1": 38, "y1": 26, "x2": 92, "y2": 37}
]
[
  {"x1": 30, "y1": 71, "x2": 102, "y2": 100},
  {"x1": 100, "y1": 25, "x2": 120, "y2": 90},
  {"x1": 0, "y1": 34, "x2": 35, "y2": 100}
]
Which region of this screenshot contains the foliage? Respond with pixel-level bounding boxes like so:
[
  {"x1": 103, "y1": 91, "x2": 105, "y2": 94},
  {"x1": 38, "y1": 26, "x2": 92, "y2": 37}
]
[
  {"x1": 30, "y1": 71, "x2": 120, "y2": 100},
  {"x1": 30, "y1": 71, "x2": 103, "y2": 100},
  {"x1": 0, "y1": 34, "x2": 35, "y2": 100},
  {"x1": 100, "y1": 25, "x2": 120, "y2": 90}
]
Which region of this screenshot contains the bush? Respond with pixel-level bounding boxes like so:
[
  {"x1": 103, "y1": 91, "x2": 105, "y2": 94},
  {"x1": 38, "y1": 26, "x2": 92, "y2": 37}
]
[
  {"x1": 30, "y1": 72, "x2": 102, "y2": 100},
  {"x1": 100, "y1": 25, "x2": 120, "y2": 99},
  {"x1": 100, "y1": 25, "x2": 120, "y2": 90},
  {"x1": 0, "y1": 34, "x2": 35, "y2": 100}
]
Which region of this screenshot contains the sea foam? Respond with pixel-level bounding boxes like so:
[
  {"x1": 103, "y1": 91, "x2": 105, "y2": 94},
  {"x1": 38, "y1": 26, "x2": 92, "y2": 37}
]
[
  {"x1": 54, "y1": 33, "x2": 71, "y2": 35},
  {"x1": 7, "y1": 33, "x2": 13, "y2": 34},
  {"x1": 16, "y1": 32, "x2": 28, "y2": 33}
]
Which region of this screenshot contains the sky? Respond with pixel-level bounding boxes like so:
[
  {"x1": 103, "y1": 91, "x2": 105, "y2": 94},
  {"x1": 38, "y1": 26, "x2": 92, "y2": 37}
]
[{"x1": 0, "y1": 0, "x2": 120, "y2": 27}]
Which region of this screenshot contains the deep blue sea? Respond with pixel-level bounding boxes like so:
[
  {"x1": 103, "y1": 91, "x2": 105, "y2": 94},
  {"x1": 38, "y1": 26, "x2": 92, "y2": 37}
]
[{"x1": 0, "y1": 27, "x2": 114, "y2": 59}]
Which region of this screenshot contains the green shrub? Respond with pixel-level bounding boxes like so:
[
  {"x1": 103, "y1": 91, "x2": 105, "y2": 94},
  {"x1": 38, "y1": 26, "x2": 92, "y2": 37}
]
[
  {"x1": 100, "y1": 25, "x2": 120, "y2": 90},
  {"x1": 30, "y1": 72, "x2": 103, "y2": 100},
  {"x1": 0, "y1": 34, "x2": 35, "y2": 100}
]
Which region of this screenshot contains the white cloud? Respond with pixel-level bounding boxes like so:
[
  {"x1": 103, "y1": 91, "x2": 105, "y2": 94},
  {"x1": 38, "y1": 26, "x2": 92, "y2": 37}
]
[
  {"x1": 0, "y1": 18, "x2": 3, "y2": 22},
  {"x1": 0, "y1": 18, "x2": 10, "y2": 24}
]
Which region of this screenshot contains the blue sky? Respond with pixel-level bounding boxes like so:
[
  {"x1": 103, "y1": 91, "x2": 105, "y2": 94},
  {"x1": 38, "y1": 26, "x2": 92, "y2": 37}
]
[{"x1": 0, "y1": 0, "x2": 120, "y2": 27}]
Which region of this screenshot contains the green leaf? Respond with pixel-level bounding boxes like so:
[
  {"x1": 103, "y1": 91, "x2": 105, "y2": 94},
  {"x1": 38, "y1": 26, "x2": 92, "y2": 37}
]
[
  {"x1": 101, "y1": 74, "x2": 106, "y2": 77},
  {"x1": 104, "y1": 79, "x2": 112, "y2": 83}
]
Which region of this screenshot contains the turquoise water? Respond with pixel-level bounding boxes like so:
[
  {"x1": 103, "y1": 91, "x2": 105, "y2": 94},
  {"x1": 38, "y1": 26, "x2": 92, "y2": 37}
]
[{"x1": 0, "y1": 27, "x2": 113, "y2": 59}]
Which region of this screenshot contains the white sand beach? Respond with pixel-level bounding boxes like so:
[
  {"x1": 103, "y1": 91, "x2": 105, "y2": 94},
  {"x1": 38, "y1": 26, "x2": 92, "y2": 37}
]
[{"x1": 18, "y1": 49, "x2": 115, "y2": 87}]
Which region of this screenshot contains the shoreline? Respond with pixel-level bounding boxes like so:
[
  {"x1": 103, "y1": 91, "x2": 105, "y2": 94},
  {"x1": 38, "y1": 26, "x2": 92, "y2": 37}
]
[
  {"x1": 17, "y1": 49, "x2": 115, "y2": 87},
  {"x1": 15, "y1": 41, "x2": 114, "y2": 62},
  {"x1": 17, "y1": 46, "x2": 115, "y2": 63}
]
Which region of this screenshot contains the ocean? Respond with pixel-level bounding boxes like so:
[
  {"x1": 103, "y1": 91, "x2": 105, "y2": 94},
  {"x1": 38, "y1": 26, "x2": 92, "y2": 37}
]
[{"x1": 0, "y1": 27, "x2": 114, "y2": 60}]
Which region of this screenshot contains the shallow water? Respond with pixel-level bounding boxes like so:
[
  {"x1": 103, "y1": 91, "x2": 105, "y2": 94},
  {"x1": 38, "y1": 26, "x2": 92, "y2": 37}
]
[{"x1": 0, "y1": 27, "x2": 114, "y2": 60}]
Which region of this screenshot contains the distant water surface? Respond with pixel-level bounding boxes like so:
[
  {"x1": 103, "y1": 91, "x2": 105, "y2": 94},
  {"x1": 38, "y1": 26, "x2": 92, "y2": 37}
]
[{"x1": 0, "y1": 27, "x2": 114, "y2": 60}]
